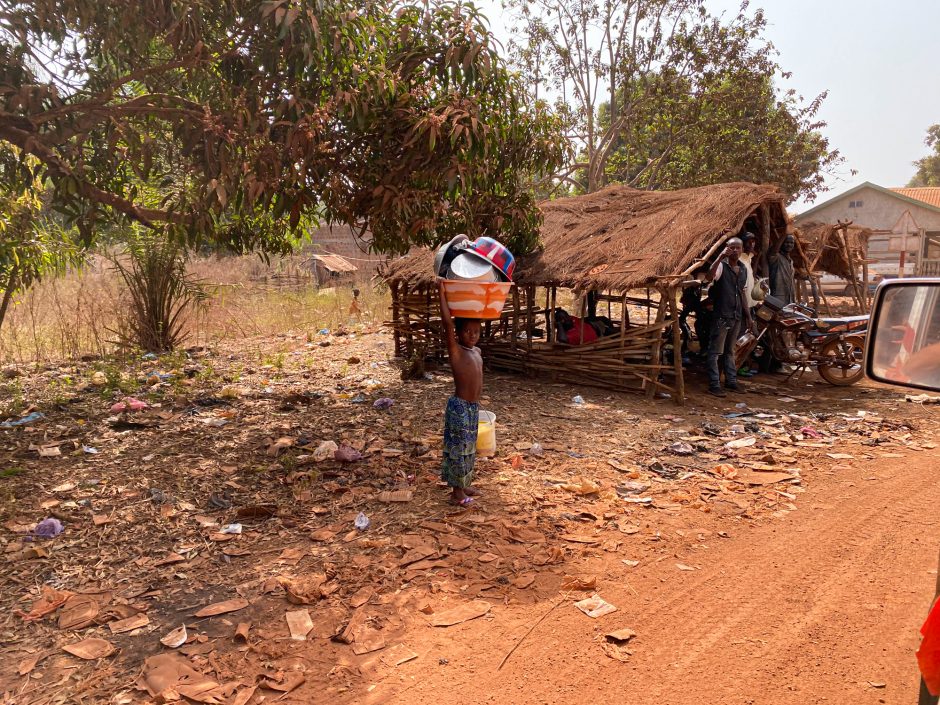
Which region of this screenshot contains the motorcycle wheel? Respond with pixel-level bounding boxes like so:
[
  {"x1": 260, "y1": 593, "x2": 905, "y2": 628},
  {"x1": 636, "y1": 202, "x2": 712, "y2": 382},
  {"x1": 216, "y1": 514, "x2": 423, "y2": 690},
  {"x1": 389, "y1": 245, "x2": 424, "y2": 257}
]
[{"x1": 817, "y1": 335, "x2": 865, "y2": 386}]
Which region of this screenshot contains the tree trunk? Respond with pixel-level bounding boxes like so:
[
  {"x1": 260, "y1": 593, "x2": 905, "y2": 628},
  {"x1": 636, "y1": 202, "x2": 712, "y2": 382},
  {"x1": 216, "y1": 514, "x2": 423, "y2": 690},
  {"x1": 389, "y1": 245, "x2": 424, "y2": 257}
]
[
  {"x1": 606, "y1": 38, "x2": 616, "y2": 193},
  {"x1": 583, "y1": 19, "x2": 597, "y2": 192},
  {"x1": 586, "y1": 118, "x2": 597, "y2": 192},
  {"x1": 0, "y1": 263, "x2": 19, "y2": 335}
]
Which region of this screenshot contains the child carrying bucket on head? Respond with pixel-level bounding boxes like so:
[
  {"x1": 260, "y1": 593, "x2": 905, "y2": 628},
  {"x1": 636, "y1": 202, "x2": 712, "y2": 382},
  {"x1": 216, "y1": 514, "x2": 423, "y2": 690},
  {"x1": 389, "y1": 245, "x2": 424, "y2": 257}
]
[{"x1": 438, "y1": 280, "x2": 483, "y2": 507}]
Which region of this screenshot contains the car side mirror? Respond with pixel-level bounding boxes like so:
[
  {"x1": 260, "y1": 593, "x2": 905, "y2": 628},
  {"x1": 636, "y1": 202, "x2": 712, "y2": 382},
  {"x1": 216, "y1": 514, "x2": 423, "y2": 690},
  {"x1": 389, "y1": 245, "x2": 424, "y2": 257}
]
[{"x1": 865, "y1": 279, "x2": 940, "y2": 392}]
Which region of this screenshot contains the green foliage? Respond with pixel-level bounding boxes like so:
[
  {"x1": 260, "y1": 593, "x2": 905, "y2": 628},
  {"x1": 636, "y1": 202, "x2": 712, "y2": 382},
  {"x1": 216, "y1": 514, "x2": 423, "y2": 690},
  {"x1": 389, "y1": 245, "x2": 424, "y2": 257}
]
[
  {"x1": 91, "y1": 362, "x2": 137, "y2": 397},
  {"x1": 158, "y1": 350, "x2": 189, "y2": 371},
  {"x1": 196, "y1": 361, "x2": 217, "y2": 382},
  {"x1": 600, "y1": 69, "x2": 840, "y2": 202},
  {"x1": 44, "y1": 376, "x2": 72, "y2": 406},
  {"x1": 0, "y1": 1, "x2": 566, "y2": 256},
  {"x1": 0, "y1": 377, "x2": 24, "y2": 417},
  {"x1": 505, "y1": 0, "x2": 841, "y2": 202},
  {"x1": 909, "y1": 124, "x2": 940, "y2": 187},
  {"x1": 262, "y1": 352, "x2": 285, "y2": 370},
  {"x1": 0, "y1": 145, "x2": 82, "y2": 331}
]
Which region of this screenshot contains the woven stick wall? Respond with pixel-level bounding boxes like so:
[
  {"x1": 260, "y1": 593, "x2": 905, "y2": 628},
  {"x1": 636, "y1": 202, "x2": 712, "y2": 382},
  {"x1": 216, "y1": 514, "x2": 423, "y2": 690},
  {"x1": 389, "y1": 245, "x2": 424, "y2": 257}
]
[{"x1": 388, "y1": 282, "x2": 681, "y2": 400}]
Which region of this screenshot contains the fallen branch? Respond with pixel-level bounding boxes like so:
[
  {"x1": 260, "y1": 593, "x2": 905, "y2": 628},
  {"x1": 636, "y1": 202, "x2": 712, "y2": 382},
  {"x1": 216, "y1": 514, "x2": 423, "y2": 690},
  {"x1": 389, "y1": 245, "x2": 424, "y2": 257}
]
[{"x1": 497, "y1": 591, "x2": 570, "y2": 671}]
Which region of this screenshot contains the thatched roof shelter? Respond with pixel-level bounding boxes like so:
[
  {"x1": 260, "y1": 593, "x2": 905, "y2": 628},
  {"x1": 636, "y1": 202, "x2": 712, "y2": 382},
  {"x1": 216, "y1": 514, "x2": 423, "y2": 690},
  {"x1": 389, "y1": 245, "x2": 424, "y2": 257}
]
[
  {"x1": 310, "y1": 253, "x2": 358, "y2": 274},
  {"x1": 384, "y1": 181, "x2": 799, "y2": 404},
  {"x1": 384, "y1": 182, "x2": 792, "y2": 289},
  {"x1": 795, "y1": 220, "x2": 872, "y2": 280},
  {"x1": 791, "y1": 219, "x2": 873, "y2": 314}
]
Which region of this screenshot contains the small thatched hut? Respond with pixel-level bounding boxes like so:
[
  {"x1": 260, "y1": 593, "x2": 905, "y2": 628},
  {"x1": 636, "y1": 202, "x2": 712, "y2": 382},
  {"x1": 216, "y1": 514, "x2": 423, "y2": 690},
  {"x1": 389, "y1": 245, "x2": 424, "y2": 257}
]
[
  {"x1": 308, "y1": 253, "x2": 358, "y2": 287},
  {"x1": 384, "y1": 182, "x2": 797, "y2": 403},
  {"x1": 795, "y1": 220, "x2": 873, "y2": 313}
]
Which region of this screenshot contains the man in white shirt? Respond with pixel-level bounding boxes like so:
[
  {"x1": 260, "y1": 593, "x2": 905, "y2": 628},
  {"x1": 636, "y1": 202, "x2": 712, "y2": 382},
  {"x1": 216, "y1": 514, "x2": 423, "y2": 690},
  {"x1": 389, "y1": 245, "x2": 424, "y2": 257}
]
[{"x1": 740, "y1": 231, "x2": 759, "y2": 310}]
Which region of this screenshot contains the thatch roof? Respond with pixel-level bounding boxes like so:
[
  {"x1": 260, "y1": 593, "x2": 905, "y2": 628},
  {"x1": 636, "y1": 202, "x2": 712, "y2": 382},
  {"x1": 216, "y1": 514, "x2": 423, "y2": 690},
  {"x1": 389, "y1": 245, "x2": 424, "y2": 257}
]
[
  {"x1": 310, "y1": 253, "x2": 357, "y2": 273},
  {"x1": 796, "y1": 221, "x2": 872, "y2": 280},
  {"x1": 383, "y1": 182, "x2": 790, "y2": 291}
]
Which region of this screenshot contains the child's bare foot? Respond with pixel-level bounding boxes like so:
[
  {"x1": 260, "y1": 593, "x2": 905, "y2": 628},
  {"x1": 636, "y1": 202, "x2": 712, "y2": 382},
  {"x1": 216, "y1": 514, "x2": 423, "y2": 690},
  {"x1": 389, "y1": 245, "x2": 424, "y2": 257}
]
[
  {"x1": 449, "y1": 488, "x2": 475, "y2": 506},
  {"x1": 463, "y1": 487, "x2": 481, "y2": 497}
]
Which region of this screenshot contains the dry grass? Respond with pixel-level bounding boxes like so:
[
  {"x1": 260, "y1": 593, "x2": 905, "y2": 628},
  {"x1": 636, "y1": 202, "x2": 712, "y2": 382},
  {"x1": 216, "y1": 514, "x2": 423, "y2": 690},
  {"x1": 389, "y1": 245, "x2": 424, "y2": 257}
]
[{"x1": 0, "y1": 254, "x2": 389, "y2": 363}]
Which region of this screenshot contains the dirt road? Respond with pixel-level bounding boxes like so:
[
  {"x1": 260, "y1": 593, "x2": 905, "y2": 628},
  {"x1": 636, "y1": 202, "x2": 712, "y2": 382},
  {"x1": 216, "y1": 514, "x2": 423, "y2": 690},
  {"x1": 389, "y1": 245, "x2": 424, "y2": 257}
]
[{"x1": 381, "y1": 454, "x2": 940, "y2": 705}]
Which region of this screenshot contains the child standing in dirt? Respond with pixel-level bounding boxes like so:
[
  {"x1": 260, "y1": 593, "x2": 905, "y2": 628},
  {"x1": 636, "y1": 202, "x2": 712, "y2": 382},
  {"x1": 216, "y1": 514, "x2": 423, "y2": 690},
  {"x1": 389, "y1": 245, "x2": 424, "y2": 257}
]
[
  {"x1": 438, "y1": 280, "x2": 483, "y2": 506},
  {"x1": 348, "y1": 288, "x2": 363, "y2": 322}
]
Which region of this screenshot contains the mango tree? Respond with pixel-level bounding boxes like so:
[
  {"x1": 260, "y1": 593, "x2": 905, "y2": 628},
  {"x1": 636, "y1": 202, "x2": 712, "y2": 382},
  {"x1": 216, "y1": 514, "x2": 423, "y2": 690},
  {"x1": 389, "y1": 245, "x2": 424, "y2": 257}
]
[{"x1": 0, "y1": 0, "x2": 566, "y2": 256}]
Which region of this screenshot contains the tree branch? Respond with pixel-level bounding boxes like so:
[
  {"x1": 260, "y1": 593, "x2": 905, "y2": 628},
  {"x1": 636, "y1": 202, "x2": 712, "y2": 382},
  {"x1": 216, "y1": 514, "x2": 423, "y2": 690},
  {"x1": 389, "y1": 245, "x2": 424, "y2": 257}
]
[
  {"x1": 540, "y1": 161, "x2": 589, "y2": 186},
  {"x1": 35, "y1": 93, "x2": 208, "y2": 125},
  {"x1": 0, "y1": 121, "x2": 191, "y2": 227}
]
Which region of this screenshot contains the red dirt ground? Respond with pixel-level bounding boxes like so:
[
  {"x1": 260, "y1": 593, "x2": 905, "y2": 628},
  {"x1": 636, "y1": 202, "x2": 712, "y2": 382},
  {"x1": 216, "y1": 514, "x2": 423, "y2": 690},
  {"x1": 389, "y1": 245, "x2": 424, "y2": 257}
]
[
  {"x1": 1, "y1": 328, "x2": 937, "y2": 704},
  {"x1": 380, "y1": 453, "x2": 939, "y2": 705}
]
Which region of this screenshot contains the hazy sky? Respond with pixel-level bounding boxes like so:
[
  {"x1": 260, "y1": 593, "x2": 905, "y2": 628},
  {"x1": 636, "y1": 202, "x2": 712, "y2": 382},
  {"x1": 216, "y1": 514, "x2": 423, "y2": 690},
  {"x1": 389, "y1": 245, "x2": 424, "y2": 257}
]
[{"x1": 479, "y1": 0, "x2": 940, "y2": 212}]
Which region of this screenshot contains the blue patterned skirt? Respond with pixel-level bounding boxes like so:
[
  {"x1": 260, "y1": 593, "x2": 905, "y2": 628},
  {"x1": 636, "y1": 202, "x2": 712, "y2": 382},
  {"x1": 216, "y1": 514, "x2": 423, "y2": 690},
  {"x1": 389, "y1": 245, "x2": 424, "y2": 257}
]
[{"x1": 442, "y1": 396, "x2": 479, "y2": 489}]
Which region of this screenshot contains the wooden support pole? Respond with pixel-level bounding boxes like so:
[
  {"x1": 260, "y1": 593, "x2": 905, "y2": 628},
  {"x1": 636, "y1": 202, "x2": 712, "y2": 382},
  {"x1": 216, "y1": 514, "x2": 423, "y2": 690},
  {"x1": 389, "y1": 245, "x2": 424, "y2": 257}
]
[
  {"x1": 511, "y1": 286, "x2": 520, "y2": 350},
  {"x1": 836, "y1": 227, "x2": 864, "y2": 314},
  {"x1": 808, "y1": 274, "x2": 821, "y2": 312},
  {"x1": 862, "y1": 258, "x2": 870, "y2": 311},
  {"x1": 425, "y1": 285, "x2": 433, "y2": 350},
  {"x1": 846, "y1": 225, "x2": 870, "y2": 311},
  {"x1": 550, "y1": 286, "x2": 557, "y2": 341},
  {"x1": 645, "y1": 292, "x2": 668, "y2": 400},
  {"x1": 667, "y1": 287, "x2": 685, "y2": 404},
  {"x1": 391, "y1": 282, "x2": 401, "y2": 356},
  {"x1": 544, "y1": 287, "x2": 551, "y2": 343},
  {"x1": 805, "y1": 223, "x2": 829, "y2": 275},
  {"x1": 403, "y1": 283, "x2": 414, "y2": 355},
  {"x1": 526, "y1": 286, "x2": 534, "y2": 352},
  {"x1": 818, "y1": 281, "x2": 833, "y2": 317}
]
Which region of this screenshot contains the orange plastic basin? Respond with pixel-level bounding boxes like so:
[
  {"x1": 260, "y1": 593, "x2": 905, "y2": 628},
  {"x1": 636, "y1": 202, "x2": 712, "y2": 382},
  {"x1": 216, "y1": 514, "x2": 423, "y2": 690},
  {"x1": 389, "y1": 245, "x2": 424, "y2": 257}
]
[{"x1": 442, "y1": 281, "x2": 513, "y2": 320}]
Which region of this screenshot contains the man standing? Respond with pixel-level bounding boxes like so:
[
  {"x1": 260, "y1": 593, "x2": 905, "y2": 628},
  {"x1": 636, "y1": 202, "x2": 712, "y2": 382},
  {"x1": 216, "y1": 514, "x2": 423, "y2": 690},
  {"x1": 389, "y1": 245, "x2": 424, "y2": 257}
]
[
  {"x1": 768, "y1": 234, "x2": 797, "y2": 305},
  {"x1": 737, "y1": 231, "x2": 761, "y2": 377},
  {"x1": 705, "y1": 237, "x2": 752, "y2": 397},
  {"x1": 740, "y1": 232, "x2": 759, "y2": 310}
]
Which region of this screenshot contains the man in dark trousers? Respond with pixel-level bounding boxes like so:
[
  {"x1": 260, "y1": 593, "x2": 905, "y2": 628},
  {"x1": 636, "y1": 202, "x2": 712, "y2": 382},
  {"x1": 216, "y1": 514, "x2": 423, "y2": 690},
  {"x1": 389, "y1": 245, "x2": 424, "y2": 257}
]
[
  {"x1": 768, "y1": 234, "x2": 797, "y2": 305},
  {"x1": 705, "y1": 237, "x2": 752, "y2": 397}
]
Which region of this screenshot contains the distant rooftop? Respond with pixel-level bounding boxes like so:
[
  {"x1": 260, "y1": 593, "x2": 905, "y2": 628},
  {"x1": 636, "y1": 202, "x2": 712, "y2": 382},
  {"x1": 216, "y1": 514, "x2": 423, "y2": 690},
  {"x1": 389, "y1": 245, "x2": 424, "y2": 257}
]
[
  {"x1": 796, "y1": 182, "x2": 940, "y2": 221},
  {"x1": 890, "y1": 187, "x2": 940, "y2": 209}
]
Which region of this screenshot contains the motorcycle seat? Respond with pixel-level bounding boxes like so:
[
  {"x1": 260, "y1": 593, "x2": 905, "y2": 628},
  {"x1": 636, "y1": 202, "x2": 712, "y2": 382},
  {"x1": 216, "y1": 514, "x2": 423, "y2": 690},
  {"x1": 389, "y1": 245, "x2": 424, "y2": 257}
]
[{"x1": 814, "y1": 315, "x2": 869, "y2": 332}]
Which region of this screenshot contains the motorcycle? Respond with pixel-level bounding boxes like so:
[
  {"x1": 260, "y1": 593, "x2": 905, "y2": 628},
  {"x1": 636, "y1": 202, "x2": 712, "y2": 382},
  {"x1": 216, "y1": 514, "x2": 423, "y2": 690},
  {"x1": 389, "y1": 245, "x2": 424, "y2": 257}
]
[{"x1": 737, "y1": 293, "x2": 869, "y2": 386}]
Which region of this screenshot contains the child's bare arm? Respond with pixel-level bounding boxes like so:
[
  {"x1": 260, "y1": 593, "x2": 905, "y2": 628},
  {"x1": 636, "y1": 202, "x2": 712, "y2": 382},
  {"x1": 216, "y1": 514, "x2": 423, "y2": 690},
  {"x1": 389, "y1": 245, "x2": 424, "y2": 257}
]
[{"x1": 439, "y1": 280, "x2": 460, "y2": 360}]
